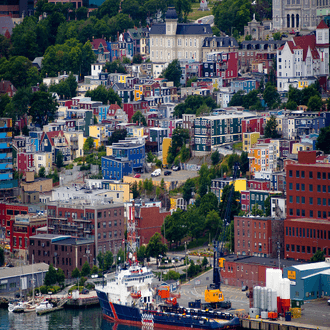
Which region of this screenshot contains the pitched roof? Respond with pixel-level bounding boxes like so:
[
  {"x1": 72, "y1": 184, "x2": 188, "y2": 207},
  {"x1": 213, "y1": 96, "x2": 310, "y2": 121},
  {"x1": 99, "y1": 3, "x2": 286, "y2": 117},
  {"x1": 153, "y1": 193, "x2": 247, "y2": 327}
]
[
  {"x1": 0, "y1": 80, "x2": 17, "y2": 95},
  {"x1": 278, "y1": 40, "x2": 301, "y2": 52},
  {"x1": 317, "y1": 20, "x2": 328, "y2": 29},
  {"x1": 294, "y1": 35, "x2": 319, "y2": 60},
  {"x1": 0, "y1": 16, "x2": 14, "y2": 36},
  {"x1": 149, "y1": 23, "x2": 212, "y2": 35},
  {"x1": 109, "y1": 103, "x2": 121, "y2": 110},
  {"x1": 91, "y1": 38, "x2": 110, "y2": 53},
  {"x1": 42, "y1": 130, "x2": 68, "y2": 147}
]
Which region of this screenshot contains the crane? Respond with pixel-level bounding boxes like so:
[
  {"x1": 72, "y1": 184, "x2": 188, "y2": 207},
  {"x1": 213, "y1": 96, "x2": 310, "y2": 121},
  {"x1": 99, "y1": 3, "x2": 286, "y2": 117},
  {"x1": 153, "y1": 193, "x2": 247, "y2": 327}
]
[{"x1": 204, "y1": 162, "x2": 240, "y2": 308}]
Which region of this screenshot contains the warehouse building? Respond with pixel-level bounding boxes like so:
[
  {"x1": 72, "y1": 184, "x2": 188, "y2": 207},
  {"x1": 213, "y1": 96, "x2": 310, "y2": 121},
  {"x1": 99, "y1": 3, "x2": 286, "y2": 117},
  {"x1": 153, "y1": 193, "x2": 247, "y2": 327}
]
[{"x1": 283, "y1": 259, "x2": 330, "y2": 301}]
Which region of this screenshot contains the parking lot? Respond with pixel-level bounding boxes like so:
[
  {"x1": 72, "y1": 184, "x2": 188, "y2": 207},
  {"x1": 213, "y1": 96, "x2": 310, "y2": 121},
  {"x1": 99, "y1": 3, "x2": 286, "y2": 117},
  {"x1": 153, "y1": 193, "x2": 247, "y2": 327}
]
[{"x1": 139, "y1": 169, "x2": 199, "y2": 183}]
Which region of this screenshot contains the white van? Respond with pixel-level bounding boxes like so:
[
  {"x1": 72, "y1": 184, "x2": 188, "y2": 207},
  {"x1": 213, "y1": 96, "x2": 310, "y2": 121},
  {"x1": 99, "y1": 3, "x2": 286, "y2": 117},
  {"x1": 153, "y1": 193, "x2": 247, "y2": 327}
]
[{"x1": 151, "y1": 169, "x2": 161, "y2": 177}]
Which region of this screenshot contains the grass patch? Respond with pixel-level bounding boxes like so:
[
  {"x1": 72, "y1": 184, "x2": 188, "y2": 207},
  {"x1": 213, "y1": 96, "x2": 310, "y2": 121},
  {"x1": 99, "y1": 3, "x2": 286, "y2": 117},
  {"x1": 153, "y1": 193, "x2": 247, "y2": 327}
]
[
  {"x1": 187, "y1": 1, "x2": 215, "y2": 21},
  {"x1": 233, "y1": 142, "x2": 243, "y2": 151}
]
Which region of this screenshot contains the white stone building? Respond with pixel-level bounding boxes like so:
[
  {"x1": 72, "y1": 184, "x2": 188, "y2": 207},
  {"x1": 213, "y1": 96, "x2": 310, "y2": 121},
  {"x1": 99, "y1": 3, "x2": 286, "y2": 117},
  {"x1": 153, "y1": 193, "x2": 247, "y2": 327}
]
[
  {"x1": 276, "y1": 20, "x2": 329, "y2": 92},
  {"x1": 149, "y1": 7, "x2": 212, "y2": 63}
]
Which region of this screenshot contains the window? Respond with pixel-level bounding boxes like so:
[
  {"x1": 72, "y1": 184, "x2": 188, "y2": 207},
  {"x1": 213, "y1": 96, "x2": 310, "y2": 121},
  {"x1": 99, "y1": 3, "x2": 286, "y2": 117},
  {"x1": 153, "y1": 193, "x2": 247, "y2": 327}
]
[
  {"x1": 310, "y1": 197, "x2": 313, "y2": 205},
  {"x1": 317, "y1": 172, "x2": 321, "y2": 179},
  {"x1": 296, "y1": 183, "x2": 300, "y2": 191},
  {"x1": 301, "y1": 171, "x2": 305, "y2": 178},
  {"x1": 289, "y1": 170, "x2": 293, "y2": 177},
  {"x1": 289, "y1": 183, "x2": 293, "y2": 190},
  {"x1": 296, "y1": 170, "x2": 299, "y2": 178},
  {"x1": 309, "y1": 171, "x2": 313, "y2": 179},
  {"x1": 309, "y1": 184, "x2": 313, "y2": 192},
  {"x1": 301, "y1": 184, "x2": 305, "y2": 191},
  {"x1": 302, "y1": 196, "x2": 305, "y2": 204}
]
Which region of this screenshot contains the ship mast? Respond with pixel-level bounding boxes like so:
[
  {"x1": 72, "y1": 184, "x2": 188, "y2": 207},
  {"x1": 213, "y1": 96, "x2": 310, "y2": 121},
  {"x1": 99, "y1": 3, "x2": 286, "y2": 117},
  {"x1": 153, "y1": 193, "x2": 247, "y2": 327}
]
[{"x1": 127, "y1": 201, "x2": 138, "y2": 264}]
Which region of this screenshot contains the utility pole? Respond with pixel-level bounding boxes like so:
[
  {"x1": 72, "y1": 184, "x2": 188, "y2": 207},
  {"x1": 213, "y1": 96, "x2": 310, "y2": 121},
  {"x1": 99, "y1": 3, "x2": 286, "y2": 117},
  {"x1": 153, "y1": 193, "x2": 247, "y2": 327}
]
[
  {"x1": 185, "y1": 241, "x2": 187, "y2": 282},
  {"x1": 277, "y1": 241, "x2": 281, "y2": 270}
]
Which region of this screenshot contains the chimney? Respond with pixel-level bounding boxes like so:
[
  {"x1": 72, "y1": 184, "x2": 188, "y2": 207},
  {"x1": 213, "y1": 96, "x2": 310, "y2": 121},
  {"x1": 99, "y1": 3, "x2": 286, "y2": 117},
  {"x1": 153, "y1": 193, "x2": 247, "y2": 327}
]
[
  {"x1": 92, "y1": 36, "x2": 94, "y2": 40},
  {"x1": 117, "y1": 31, "x2": 119, "y2": 40}
]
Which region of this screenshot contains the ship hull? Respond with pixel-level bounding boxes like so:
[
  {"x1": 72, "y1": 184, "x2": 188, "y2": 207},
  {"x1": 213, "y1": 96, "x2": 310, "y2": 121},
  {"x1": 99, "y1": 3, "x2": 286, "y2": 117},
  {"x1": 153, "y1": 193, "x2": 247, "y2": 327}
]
[{"x1": 97, "y1": 290, "x2": 240, "y2": 330}]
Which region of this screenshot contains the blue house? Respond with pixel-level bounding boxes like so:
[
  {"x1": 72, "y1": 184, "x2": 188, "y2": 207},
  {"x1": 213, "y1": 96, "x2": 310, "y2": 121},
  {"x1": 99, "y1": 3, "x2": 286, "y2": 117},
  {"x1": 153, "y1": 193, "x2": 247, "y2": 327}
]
[
  {"x1": 231, "y1": 79, "x2": 257, "y2": 94},
  {"x1": 29, "y1": 131, "x2": 43, "y2": 152},
  {"x1": 102, "y1": 139, "x2": 145, "y2": 180},
  {"x1": 98, "y1": 105, "x2": 109, "y2": 122}
]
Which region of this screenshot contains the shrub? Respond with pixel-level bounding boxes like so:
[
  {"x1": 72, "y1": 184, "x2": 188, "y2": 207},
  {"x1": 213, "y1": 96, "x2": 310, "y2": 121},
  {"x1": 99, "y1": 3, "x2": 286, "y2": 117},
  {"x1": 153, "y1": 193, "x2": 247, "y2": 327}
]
[{"x1": 39, "y1": 285, "x2": 48, "y2": 294}]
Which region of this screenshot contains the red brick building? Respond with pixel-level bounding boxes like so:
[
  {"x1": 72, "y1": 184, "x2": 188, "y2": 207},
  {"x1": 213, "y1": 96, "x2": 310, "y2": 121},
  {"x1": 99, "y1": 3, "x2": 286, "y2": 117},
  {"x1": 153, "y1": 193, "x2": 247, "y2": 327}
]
[
  {"x1": 286, "y1": 151, "x2": 330, "y2": 220},
  {"x1": 29, "y1": 234, "x2": 95, "y2": 278},
  {"x1": 123, "y1": 101, "x2": 148, "y2": 122},
  {"x1": 234, "y1": 216, "x2": 284, "y2": 259},
  {"x1": 9, "y1": 214, "x2": 47, "y2": 261},
  {"x1": 47, "y1": 201, "x2": 125, "y2": 256},
  {"x1": 17, "y1": 152, "x2": 34, "y2": 176},
  {"x1": 134, "y1": 205, "x2": 170, "y2": 246},
  {"x1": 284, "y1": 218, "x2": 330, "y2": 261},
  {"x1": 242, "y1": 117, "x2": 264, "y2": 135},
  {"x1": 246, "y1": 179, "x2": 270, "y2": 191},
  {"x1": 220, "y1": 255, "x2": 301, "y2": 288}
]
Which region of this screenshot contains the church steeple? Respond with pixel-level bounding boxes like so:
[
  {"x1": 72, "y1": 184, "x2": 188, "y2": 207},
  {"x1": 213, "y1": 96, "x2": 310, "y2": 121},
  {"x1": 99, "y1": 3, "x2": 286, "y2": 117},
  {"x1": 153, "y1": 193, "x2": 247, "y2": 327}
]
[{"x1": 165, "y1": 7, "x2": 178, "y2": 36}]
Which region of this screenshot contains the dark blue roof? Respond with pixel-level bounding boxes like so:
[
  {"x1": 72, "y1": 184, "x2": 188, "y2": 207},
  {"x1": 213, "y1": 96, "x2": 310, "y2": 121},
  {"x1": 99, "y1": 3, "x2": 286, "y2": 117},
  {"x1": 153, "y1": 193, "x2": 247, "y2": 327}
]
[
  {"x1": 202, "y1": 36, "x2": 239, "y2": 47},
  {"x1": 165, "y1": 7, "x2": 178, "y2": 20},
  {"x1": 149, "y1": 23, "x2": 212, "y2": 35}
]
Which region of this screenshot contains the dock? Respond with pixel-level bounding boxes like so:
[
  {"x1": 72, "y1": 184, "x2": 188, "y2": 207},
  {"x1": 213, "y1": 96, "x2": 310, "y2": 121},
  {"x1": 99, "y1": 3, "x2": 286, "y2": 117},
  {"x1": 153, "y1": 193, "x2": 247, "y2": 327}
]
[
  {"x1": 65, "y1": 296, "x2": 99, "y2": 308},
  {"x1": 240, "y1": 318, "x2": 329, "y2": 330},
  {"x1": 36, "y1": 297, "x2": 69, "y2": 316}
]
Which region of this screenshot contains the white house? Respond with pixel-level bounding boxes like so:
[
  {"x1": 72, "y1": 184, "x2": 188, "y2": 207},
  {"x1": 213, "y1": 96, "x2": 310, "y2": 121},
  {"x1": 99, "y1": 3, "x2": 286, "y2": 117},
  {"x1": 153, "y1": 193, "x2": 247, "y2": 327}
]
[{"x1": 276, "y1": 20, "x2": 329, "y2": 92}]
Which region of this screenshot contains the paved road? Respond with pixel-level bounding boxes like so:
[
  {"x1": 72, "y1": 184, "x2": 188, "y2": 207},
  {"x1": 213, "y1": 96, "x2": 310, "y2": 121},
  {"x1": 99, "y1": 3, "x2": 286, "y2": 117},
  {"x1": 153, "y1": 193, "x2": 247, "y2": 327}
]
[{"x1": 138, "y1": 169, "x2": 199, "y2": 183}]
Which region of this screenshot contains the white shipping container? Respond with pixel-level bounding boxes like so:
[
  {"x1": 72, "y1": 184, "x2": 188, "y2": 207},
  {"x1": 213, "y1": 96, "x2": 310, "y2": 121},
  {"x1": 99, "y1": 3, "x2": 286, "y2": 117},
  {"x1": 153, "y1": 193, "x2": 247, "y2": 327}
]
[
  {"x1": 282, "y1": 278, "x2": 291, "y2": 299},
  {"x1": 272, "y1": 289, "x2": 278, "y2": 312}
]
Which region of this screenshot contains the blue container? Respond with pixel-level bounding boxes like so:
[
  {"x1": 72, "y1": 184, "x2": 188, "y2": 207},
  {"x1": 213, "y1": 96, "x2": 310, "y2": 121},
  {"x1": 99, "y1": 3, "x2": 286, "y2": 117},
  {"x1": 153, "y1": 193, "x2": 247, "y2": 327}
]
[{"x1": 285, "y1": 311, "x2": 291, "y2": 321}]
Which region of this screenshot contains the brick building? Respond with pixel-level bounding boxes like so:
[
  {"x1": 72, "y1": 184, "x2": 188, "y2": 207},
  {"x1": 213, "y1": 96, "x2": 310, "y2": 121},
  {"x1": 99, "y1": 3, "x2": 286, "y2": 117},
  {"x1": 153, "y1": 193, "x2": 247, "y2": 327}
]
[
  {"x1": 286, "y1": 151, "x2": 330, "y2": 220},
  {"x1": 47, "y1": 201, "x2": 125, "y2": 256},
  {"x1": 29, "y1": 234, "x2": 95, "y2": 278},
  {"x1": 284, "y1": 218, "x2": 330, "y2": 261},
  {"x1": 220, "y1": 255, "x2": 301, "y2": 288},
  {"x1": 9, "y1": 214, "x2": 47, "y2": 261},
  {"x1": 234, "y1": 216, "x2": 284, "y2": 258}
]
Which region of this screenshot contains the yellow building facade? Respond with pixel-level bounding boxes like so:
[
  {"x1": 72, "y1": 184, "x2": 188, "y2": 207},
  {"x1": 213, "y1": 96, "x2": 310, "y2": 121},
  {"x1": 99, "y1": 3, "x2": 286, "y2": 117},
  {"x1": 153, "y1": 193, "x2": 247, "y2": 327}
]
[
  {"x1": 162, "y1": 138, "x2": 172, "y2": 167},
  {"x1": 242, "y1": 132, "x2": 260, "y2": 152}
]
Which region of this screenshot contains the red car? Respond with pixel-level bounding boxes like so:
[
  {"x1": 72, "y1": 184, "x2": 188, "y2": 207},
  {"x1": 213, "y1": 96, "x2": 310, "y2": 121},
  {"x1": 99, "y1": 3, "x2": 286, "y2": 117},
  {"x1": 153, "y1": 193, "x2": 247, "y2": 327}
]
[{"x1": 134, "y1": 174, "x2": 141, "y2": 178}]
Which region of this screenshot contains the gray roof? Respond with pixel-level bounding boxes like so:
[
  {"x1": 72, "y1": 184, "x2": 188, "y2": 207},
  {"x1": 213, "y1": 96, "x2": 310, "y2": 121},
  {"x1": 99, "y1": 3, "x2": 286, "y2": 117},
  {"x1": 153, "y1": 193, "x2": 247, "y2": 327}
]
[
  {"x1": 0, "y1": 16, "x2": 14, "y2": 36},
  {"x1": 32, "y1": 57, "x2": 43, "y2": 69},
  {"x1": 202, "y1": 36, "x2": 239, "y2": 48},
  {"x1": 165, "y1": 7, "x2": 178, "y2": 20},
  {"x1": 0, "y1": 263, "x2": 49, "y2": 280},
  {"x1": 149, "y1": 23, "x2": 212, "y2": 35}
]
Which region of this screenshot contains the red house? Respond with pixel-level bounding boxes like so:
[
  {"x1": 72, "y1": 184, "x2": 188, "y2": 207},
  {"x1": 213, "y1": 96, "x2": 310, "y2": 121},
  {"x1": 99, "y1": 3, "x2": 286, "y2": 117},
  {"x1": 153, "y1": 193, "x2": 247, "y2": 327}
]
[
  {"x1": 242, "y1": 117, "x2": 265, "y2": 135},
  {"x1": 0, "y1": 80, "x2": 17, "y2": 97},
  {"x1": 123, "y1": 101, "x2": 148, "y2": 122},
  {"x1": 17, "y1": 152, "x2": 34, "y2": 176},
  {"x1": 246, "y1": 179, "x2": 271, "y2": 191}
]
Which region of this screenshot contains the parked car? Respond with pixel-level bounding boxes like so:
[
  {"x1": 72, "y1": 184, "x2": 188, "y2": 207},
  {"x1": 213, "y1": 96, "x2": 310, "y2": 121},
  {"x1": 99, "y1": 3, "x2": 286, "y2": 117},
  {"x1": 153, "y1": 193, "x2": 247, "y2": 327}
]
[
  {"x1": 241, "y1": 285, "x2": 248, "y2": 292},
  {"x1": 134, "y1": 174, "x2": 141, "y2": 178},
  {"x1": 281, "y1": 34, "x2": 288, "y2": 38},
  {"x1": 81, "y1": 289, "x2": 89, "y2": 294},
  {"x1": 172, "y1": 165, "x2": 180, "y2": 171},
  {"x1": 328, "y1": 299, "x2": 330, "y2": 305},
  {"x1": 151, "y1": 169, "x2": 161, "y2": 177},
  {"x1": 164, "y1": 170, "x2": 172, "y2": 176}
]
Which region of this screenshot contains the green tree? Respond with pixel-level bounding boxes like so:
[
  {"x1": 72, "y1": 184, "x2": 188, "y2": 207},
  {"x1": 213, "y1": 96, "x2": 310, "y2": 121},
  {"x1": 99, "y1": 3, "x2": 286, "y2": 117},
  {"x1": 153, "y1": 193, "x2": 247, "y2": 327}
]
[
  {"x1": 202, "y1": 256, "x2": 208, "y2": 269},
  {"x1": 162, "y1": 59, "x2": 181, "y2": 87},
  {"x1": 108, "y1": 129, "x2": 127, "y2": 145},
  {"x1": 56, "y1": 268, "x2": 65, "y2": 286},
  {"x1": 264, "y1": 115, "x2": 280, "y2": 138},
  {"x1": 131, "y1": 181, "x2": 139, "y2": 199},
  {"x1": 205, "y1": 209, "x2": 221, "y2": 238},
  {"x1": 251, "y1": 203, "x2": 264, "y2": 216},
  {"x1": 56, "y1": 151, "x2": 64, "y2": 169},
  {"x1": 264, "y1": 196, "x2": 271, "y2": 217},
  {"x1": 0, "y1": 247, "x2": 4, "y2": 267},
  {"x1": 173, "y1": 95, "x2": 216, "y2": 118},
  {"x1": 91, "y1": 265, "x2": 99, "y2": 274},
  {"x1": 163, "y1": 270, "x2": 180, "y2": 281},
  {"x1": 103, "y1": 60, "x2": 127, "y2": 74},
  {"x1": 147, "y1": 151, "x2": 155, "y2": 163},
  {"x1": 122, "y1": 57, "x2": 131, "y2": 64},
  {"x1": 97, "y1": 252, "x2": 105, "y2": 270},
  {"x1": 219, "y1": 184, "x2": 241, "y2": 222},
  {"x1": 132, "y1": 53, "x2": 143, "y2": 64},
  {"x1": 147, "y1": 232, "x2": 167, "y2": 260},
  {"x1": 316, "y1": 126, "x2": 330, "y2": 154},
  {"x1": 137, "y1": 245, "x2": 147, "y2": 265},
  {"x1": 307, "y1": 95, "x2": 323, "y2": 111},
  {"x1": 38, "y1": 166, "x2": 46, "y2": 178},
  {"x1": 180, "y1": 144, "x2": 190, "y2": 162},
  {"x1": 29, "y1": 91, "x2": 58, "y2": 128},
  {"x1": 186, "y1": 76, "x2": 197, "y2": 87},
  {"x1": 162, "y1": 209, "x2": 187, "y2": 248},
  {"x1": 185, "y1": 206, "x2": 204, "y2": 241},
  {"x1": 0, "y1": 94, "x2": 10, "y2": 118},
  {"x1": 199, "y1": 192, "x2": 218, "y2": 217},
  {"x1": 211, "y1": 150, "x2": 220, "y2": 165},
  {"x1": 263, "y1": 83, "x2": 280, "y2": 109},
  {"x1": 310, "y1": 249, "x2": 325, "y2": 262},
  {"x1": 187, "y1": 260, "x2": 196, "y2": 277},
  {"x1": 167, "y1": 128, "x2": 189, "y2": 164},
  {"x1": 85, "y1": 85, "x2": 122, "y2": 106},
  {"x1": 239, "y1": 151, "x2": 249, "y2": 175},
  {"x1": 81, "y1": 261, "x2": 91, "y2": 277},
  {"x1": 273, "y1": 32, "x2": 281, "y2": 40},
  {"x1": 104, "y1": 251, "x2": 114, "y2": 270},
  {"x1": 198, "y1": 164, "x2": 211, "y2": 198},
  {"x1": 44, "y1": 264, "x2": 57, "y2": 286},
  {"x1": 83, "y1": 136, "x2": 94, "y2": 154},
  {"x1": 182, "y1": 178, "x2": 195, "y2": 203},
  {"x1": 286, "y1": 100, "x2": 298, "y2": 110},
  {"x1": 131, "y1": 110, "x2": 147, "y2": 126},
  {"x1": 229, "y1": 90, "x2": 244, "y2": 107},
  {"x1": 213, "y1": 0, "x2": 251, "y2": 35},
  {"x1": 71, "y1": 267, "x2": 81, "y2": 278}
]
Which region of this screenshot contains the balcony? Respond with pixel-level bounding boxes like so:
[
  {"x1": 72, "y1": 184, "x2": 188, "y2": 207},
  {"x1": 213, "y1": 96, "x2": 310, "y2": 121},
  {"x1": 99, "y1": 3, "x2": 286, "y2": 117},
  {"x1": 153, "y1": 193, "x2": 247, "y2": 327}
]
[{"x1": 70, "y1": 136, "x2": 78, "y2": 142}]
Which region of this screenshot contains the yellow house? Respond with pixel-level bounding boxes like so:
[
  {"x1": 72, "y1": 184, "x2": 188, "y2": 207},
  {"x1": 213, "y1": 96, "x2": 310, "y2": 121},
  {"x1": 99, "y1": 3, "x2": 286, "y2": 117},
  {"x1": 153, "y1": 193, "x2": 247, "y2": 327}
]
[
  {"x1": 275, "y1": 115, "x2": 284, "y2": 135},
  {"x1": 118, "y1": 74, "x2": 129, "y2": 84},
  {"x1": 76, "y1": 83, "x2": 99, "y2": 96},
  {"x1": 106, "y1": 145, "x2": 112, "y2": 156},
  {"x1": 34, "y1": 152, "x2": 52, "y2": 175},
  {"x1": 211, "y1": 178, "x2": 247, "y2": 202},
  {"x1": 127, "y1": 126, "x2": 144, "y2": 138},
  {"x1": 64, "y1": 131, "x2": 84, "y2": 159},
  {"x1": 242, "y1": 132, "x2": 260, "y2": 152},
  {"x1": 101, "y1": 181, "x2": 132, "y2": 202},
  {"x1": 292, "y1": 142, "x2": 313, "y2": 154},
  {"x1": 89, "y1": 124, "x2": 109, "y2": 147},
  {"x1": 162, "y1": 138, "x2": 172, "y2": 166}
]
